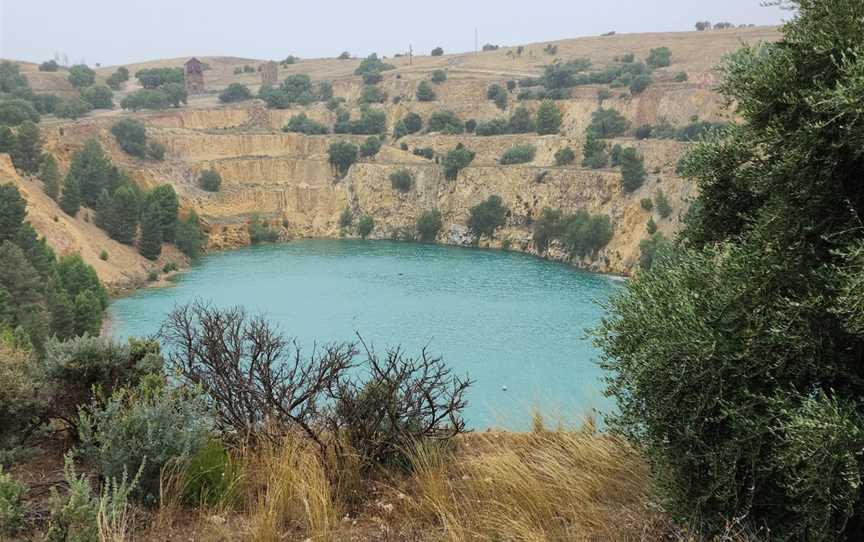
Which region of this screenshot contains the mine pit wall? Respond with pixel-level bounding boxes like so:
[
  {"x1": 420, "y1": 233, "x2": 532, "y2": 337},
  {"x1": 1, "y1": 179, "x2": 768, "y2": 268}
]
[{"x1": 38, "y1": 85, "x2": 706, "y2": 275}]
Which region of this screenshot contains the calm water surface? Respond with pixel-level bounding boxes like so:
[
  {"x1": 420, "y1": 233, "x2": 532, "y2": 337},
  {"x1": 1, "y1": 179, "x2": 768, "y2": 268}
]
[{"x1": 110, "y1": 240, "x2": 620, "y2": 430}]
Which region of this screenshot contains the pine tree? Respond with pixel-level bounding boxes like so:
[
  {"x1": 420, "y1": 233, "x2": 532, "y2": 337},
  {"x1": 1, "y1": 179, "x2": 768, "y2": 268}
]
[
  {"x1": 139, "y1": 202, "x2": 162, "y2": 260},
  {"x1": 73, "y1": 290, "x2": 102, "y2": 336},
  {"x1": 94, "y1": 188, "x2": 114, "y2": 232},
  {"x1": 39, "y1": 155, "x2": 61, "y2": 201},
  {"x1": 47, "y1": 281, "x2": 76, "y2": 340},
  {"x1": 60, "y1": 174, "x2": 81, "y2": 216},
  {"x1": 66, "y1": 139, "x2": 113, "y2": 207},
  {"x1": 10, "y1": 121, "x2": 42, "y2": 174},
  {"x1": 175, "y1": 210, "x2": 205, "y2": 259},
  {"x1": 110, "y1": 186, "x2": 138, "y2": 245},
  {"x1": 0, "y1": 183, "x2": 26, "y2": 242},
  {"x1": 535, "y1": 100, "x2": 563, "y2": 135},
  {"x1": 145, "y1": 185, "x2": 178, "y2": 242},
  {"x1": 0, "y1": 241, "x2": 48, "y2": 346}
]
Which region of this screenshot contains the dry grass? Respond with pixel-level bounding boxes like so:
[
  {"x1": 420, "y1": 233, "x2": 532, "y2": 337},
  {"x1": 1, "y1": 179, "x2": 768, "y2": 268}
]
[{"x1": 405, "y1": 417, "x2": 661, "y2": 541}]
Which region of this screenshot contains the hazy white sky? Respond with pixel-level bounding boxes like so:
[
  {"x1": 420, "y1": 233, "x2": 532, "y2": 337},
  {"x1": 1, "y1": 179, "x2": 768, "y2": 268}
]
[{"x1": 0, "y1": 0, "x2": 789, "y2": 66}]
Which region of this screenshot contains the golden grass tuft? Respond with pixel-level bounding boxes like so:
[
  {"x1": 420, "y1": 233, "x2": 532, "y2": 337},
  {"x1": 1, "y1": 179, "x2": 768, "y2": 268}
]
[{"x1": 407, "y1": 421, "x2": 657, "y2": 541}]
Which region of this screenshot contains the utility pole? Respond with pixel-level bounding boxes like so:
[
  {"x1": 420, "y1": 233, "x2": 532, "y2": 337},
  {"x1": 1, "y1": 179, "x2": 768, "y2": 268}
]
[
  {"x1": 474, "y1": 27, "x2": 478, "y2": 52},
  {"x1": 409, "y1": 44, "x2": 413, "y2": 66}
]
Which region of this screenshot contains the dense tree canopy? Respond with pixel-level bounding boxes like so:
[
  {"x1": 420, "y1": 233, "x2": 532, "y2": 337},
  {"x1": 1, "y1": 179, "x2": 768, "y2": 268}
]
[{"x1": 597, "y1": 2, "x2": 864, "y2": 539}]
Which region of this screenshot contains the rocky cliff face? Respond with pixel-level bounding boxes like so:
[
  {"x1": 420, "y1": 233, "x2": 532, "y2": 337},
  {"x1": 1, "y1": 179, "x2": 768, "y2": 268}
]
[{"x1": 20, "y1": 27, "x2": 780, "y2": 281}]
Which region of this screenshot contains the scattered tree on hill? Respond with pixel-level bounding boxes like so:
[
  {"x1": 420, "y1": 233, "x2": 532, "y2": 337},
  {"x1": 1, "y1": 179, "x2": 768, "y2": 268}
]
[
  {"x1": 111, "y1": 119, "x2": 147, "y2": 157},
  {"x1": 431, "y1": 47, "x2": 444, "y2": 56},
  {"x1": 619, "y1": 148, "x2": 646, "y2": 191},
  {"x1": 508, "y1": 106, "x2": 534, "y2": 133},
  {"x1": 218, "y1": 83, "x2": 252, "y2": 103},
  {"x1": 338, "y1": 51, "x2": 351, "y2": 60},
  {"x1": 427, "y1": 110, "x2": 463, "y2": 134},
  {"x1": 416, "y1": 81, "x2": 436, "y2": 102},
  {"x1": 629, "y1": 74, "x2": 653, "y2": 94},
  {"x1": 39, "y1": 60, "x2": 59, "y2": 72},
  {"x1": 107, "y1": 186, "x2": 139, "y2": 245},
  {"x1": 198, "y1": 170, "x2": 222, "y2": 192},
  {"x1": 0, "y1": 98, "x2": 40, "y2": 126},
  {"x1": 162, "y1": 82, "x2": 187, "y2": 107},
  {"x1": 654, "y1": 189, "x2": 672, "y2": 218},
  {"x1": 554, "y1": 147, "x2": 575, "y2": 166},
  {"x1": 354, "y1": 54, "x2": 394, "y2": 80},
  {"x1": 588, "y1": 108, "x2": 629, "y2": 138},
  {"x1": 328, "y1": 141, "x2": 358, "y2": 177},
  {"x1": 390, "y1": 169, "x2": 413, "y2": 192},
  {"x1": 500, "y1": 144, "x2": 536, "y2": 165},
  {"x1": 135, "y1": 67, "x2": 184, "y2": 89},
  {"x1": 66, "y1": 140, "x2": 118, "y2": 207},
  {"x1": 40, "y1": 155, "x2": 61, "y2": 201},
  {"x1": 138, "y1": 202, "x2": 163, "y2": 260},
  {"x1": 442, "y1": 145, "x2": 475, "y2": 180},
  {"x1": 416, "y1": 209, "x2": 442, "y2": 242},
  {"x1": 359, "y1": 136, "x2": 381, "y2": 158},
  {"x1": 283, "y1": 113, "x2": 328, "y2": 135},
  {"x1": 535, "y1": 100, "x2": 563, "y2": 135},
  {"x1": 646, "y1": 47, "x2": 672, "y2": 69},
  {"x1": 10, "y1": 121, "x2": 42, "y2": 174},
  {"x1": 468, "y1": 195, "x2": 508, "y2": 238},
  {"x1": 581, "y1": 131, "x2": 608, "y2": 169},
  {"x1": 67, "y1": 65, "x2": 95, "y2": 88},
  {"x1": 80, "y1": 85, "x2": 113, "y2": 109},
  {"x1": 175, "y1": 210, "x2": 206, "y2": 260},
  {"x1": 694, "y1": 21, "x2": 712, "y2": 31},
  {"x1": 360, "y1": 85, "x2": 386, "y2": 104},
  {"x1": 55, "y1": 97, "x2": 92, "y2": 119},
  {"x1": 431, "y1": 70, "x2": 447, "y2": 84},
  {"x1": 0, "y1": 184, "x2": 26, "y2": 243},
  {"x1": 146, "y1": 185, "x2": 179, "y2": 242},
  {"x1": 59, "y1": 174, "x2": 81, "y2": 216}
]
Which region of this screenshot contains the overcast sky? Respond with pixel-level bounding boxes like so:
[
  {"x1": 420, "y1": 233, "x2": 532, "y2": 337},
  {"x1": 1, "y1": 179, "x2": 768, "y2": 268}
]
[{"x1": 1, "y1": 0, "x2": 789, "y2": 67}]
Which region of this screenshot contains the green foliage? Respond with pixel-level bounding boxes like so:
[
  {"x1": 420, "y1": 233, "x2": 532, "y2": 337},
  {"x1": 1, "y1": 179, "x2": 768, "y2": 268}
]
[
  {"x1": 110, "y1": 118, "x2": 147, "y2": 157},
  {"x1": 283, "y1": 112, "x2": 328, "y2": 135},
  {"x1": 427, "y1": 110, "x2": 463, "y2": 134},
  {"x1": 675, "y1": 121, "x2": 729, "y2": 141},
  {"x1": 175, "y1": 211, "x2": 205, "y2": 260},
  {"x1": 107, "y1": 186, "x2": 139, "y2": 245},
  {"x1": 106, "y1": 67, "x2": 130, "y2": 90},
  {"x1": 334, "y1": 108, "x2": 386, "y2": 135},
  {"x1": 654, "y1": 189, "x2": 672, "y2": 218},
  {"x1": 360, "y1": 84, "x2": 386, "y2": 104},
  {"x1": 328, "y1": 140, "x2": 358, "y2": 177},
  {"x1": 161, "y1": 82, "x2": 187, "y2": 107},
  {"x1": 0, "y1": 62, "x2": 28, "y2": 95},
  {"x1": 646, "y1": 216, "x2": 657, "y2": 234},
  {"x1": 357, "y1": 214, "x2": 374, "y2": 239},
  {"x1": 119, "y1": 89, "x2": 169, "y2": 111},
  {"x1": 218, "y1": 82, "x2": 252, "y2": 103},
  {"x1": 431, "y1": 70, "x2": 447, "y2": 84},
  {"x1": 636, "y1": 231, "x2": 668, "y2": 270},
  {"x1": 442, "y1": 145, "x2": 475, "y2": 180},
  {"x1": 610, "y1": 144, "x2": 623, "y2": 166},
  {"x1": 402, "y1": 112, "x2": 423, "y2": 133},
  {"x1": 79, "y1": 85, "x2": 113, "y2": 109},
  {"x1": 10, "y1": 121, "x2": 43, "y2": 174},
  {"x1": 39, "y1": 60, "x2": 59, "y2": 72},
  {"x1": 134, "y1": 67, "x2": 184, "y2": 89},
  {"x1": 55, "y1": 97, "x2": 92, "y2": 119},
  {"x1": 182, "y1": 439, "x2": 241, "y2": 507},
  {"x1": 619, "y1": 148, "x2": 646, "y2": 191},
  {"x1": 145, "y1": 185, "x2": 179, "y2": 242},
  {"x1": 533, "y1": 208, "x2": 613, "y2": 257},
  {"x1": 359, "y1": 135, "x2": 381, "y2": 157},
  {"x1": 0, "y1": 98, "x2": 40, "y2": 126},
  {"x1": 508, "y1": 106, "x2": 534, "y2": 133},
  {"x1": 197, "y1": 169, "x2": 222, "y2": 192},
  {"x1": 499, "y1": 144, "x2": 536, "y2": 165},
  {"x1": 554, "y1": 147, "x2": 575, "y2": 166},
  {"x1": 339, "y1": 207, "x2": 352, "y2": 228},
  {"x1": 581, "y1": 131, "x2": 608, "y2": 169},
  {"x1": 535, "y1": 100, "x2": 562, "y2": 135},
  {"x1": 674, "y1": 71, "x2": 688, "y2": 82},
  {"x1": 40, "y1": 155, "x2": 61, "y2": 201},
  {"x1": 640, "y1": 197, "x2": 653, "y2": 211},
  {"x1": 338, "y1": 51, "x2": 351, "y2": 60},
  {"x1": 67, "y1": 65, "x2": 95, "y2": 88},
  {"x1": 138, "y1": 203, "x2": 162, "y2": 260},
  {"x1": 468, "y1": 195, "x2": 508, "y2": 237},
  {"x1": 416, "y1": 81, "x2": 436, "y2": 102},
  {"x1": 431, "y1": 47, "x2": 444, "y2": 56},
  {"x1": 635, "y1": 124, "x2": 653, "y2": 139},
  {"x1": 588, "y1": 108, "x2": 629, "y2": 137},
  {"x1": 413, "y1": 147, "x2": 435, "y2": 160},
  {"x1": 354, "y1": 54, "x2": 394, "y2": 78},
  {"x1": 0, "y1": 467, "x2": 24, "y2": 535},
  {"x1": 389, "y1": 169, "x2": 413, "y2": 192},
  {"x1": 474, "y1": 118, "x2": 508, "y2": 136},
  {"x1": 66, "y1": 139, "x2": 120, "y2": 208},
  {"x1": 416, "y1": 209, "x2": 442, "y2": 242},
  {"x1": 77, "y1": 375, "x2": 211, "y2": 500},
  {"x1": 248, "y1": 215, "x2": 278, "y2": 244},
  {"x1": 646, "y1": 47, "x2": 672, "y2": 69},
  {"x1": 542, "y1": 58, "x2": 592, "y2": 89},
  {"x1": 487, "y1": 84, "x2": 508, "y2": 110},
  {"x1": 46, "y1": 456, "x2": 98, "y2": 542},
  {"x1": 60, "y1": 175, "x2": 81, "y2": 216},
  {"x1": 599, "y1": 3, "x2": 864, "y2": 538}
]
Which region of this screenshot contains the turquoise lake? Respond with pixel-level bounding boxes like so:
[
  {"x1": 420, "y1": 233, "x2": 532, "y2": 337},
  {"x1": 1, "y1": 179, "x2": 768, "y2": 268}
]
[{"x1": 109, "y1": 239, "x2": 621, "y2": 430}]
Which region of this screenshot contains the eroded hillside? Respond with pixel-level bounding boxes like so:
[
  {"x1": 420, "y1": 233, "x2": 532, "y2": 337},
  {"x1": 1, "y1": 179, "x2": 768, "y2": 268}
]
[{"x1": 13, "y1": 26, "x2": 781, "y2": 280}]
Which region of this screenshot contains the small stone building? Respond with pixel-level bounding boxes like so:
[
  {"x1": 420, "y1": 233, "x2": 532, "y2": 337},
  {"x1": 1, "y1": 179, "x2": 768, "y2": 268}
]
[
  {"x1": 260, "y1": 61, "x2": 278, "y2": 87},
  {"x1": 184, "y1": 57, "x2": 205, "y2": 94}
]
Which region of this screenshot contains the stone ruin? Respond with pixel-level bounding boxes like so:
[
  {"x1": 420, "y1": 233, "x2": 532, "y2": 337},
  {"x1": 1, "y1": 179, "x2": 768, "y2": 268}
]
[
  {"x1": 184, "y1": 57, "x2": 205, "y2": 94},
  {"x1": 260, "y1": 61, "x2": 278, "y2": 87}
]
